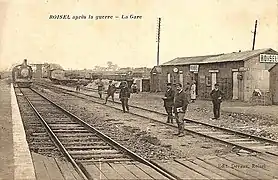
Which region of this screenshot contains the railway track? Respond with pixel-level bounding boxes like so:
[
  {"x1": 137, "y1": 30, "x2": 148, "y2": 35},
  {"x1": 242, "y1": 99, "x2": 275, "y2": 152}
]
[
  {"x1": 18, "y1": 87, "x2": 177, "y2": 180},
  {"x1": 15, "y1": 87, "x2": 63, "y2": 157},
  {"x1": 35, "y1": 82, "x2": 278, "y2": 157}
]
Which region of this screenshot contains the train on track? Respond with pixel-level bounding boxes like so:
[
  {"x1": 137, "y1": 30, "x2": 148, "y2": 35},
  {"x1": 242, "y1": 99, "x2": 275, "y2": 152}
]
[
  {"x1": 12, "y1": 59, "x2": 33, "y2": 87},
  {"x1": 42, "y1": 64, "x2": 80, "y2": 85},
  {"x1": 42, "y1": 65, "x2": 135, "y2": 87}
]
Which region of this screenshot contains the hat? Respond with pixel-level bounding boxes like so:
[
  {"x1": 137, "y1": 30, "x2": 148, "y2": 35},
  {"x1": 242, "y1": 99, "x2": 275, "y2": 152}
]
[
  {"x1": 166, "y1": 83, "x2": 172, "y2": 86},
  {"x1": 215, "y1": 83, "x2": 219, "y2": 86}
]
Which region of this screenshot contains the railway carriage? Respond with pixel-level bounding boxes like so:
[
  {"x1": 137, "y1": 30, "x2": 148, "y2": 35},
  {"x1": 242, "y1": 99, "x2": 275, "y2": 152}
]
[{"x1": 12, "y1": 59, "x2": 33, "y2": 88}]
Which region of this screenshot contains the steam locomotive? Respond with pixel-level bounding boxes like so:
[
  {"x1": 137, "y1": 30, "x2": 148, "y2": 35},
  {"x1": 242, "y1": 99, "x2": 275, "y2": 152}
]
[{"x1": 12, "y1": 59, "x2": 33, "y2": 87}]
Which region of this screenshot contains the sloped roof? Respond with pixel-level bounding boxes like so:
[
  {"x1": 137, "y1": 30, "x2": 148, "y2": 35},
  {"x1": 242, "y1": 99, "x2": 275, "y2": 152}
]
[
  {"x1": 162, "y1": 48, "x2": 274, "y2": 66},
  {"x1": 151, "y1": 66, "x2": 162, "y2": 73}
]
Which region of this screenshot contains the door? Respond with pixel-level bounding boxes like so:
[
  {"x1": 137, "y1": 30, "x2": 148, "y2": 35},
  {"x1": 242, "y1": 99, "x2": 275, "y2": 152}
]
[
  {"x1": 193, "y1": 73, "x2": 198, "y2": 95},
  {"x1": 142, "y1": 79, "x2": 150, "y2": 92},
  {"x1": 167, "y1": 73, "x2": 171, "y2": 83},
  {"x1": 232, "y1": 72, "x2": 239, "y2": 100},
  {"x1": 211, "y1": 73, "x2": 217, "y2": 90},
  {"x1": 270, "y1": 65, "x2": 278, "y2": 104},
  {"x1": 179, "y1": 72, "x2": 183, "y2": 86}
]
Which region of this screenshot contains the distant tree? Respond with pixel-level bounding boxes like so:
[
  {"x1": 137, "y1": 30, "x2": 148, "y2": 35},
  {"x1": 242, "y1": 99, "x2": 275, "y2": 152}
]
[
  {"x1": 94, "y1": 66, "x2": 101, "y2": 71},
  {"x1": 106, "y1": 61, "x2": 119, "y2": 71},
  {"x1": 111, "y1": 64, "x2": 119, "y2": 71},
  {"x1": 107, "y1": 61, "x2": 113, "y2": 68}
]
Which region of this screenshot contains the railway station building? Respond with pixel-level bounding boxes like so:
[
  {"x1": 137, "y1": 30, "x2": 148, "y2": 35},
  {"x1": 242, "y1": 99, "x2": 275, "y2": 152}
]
[{"x1": 150, "y1": 48, "x2": 278, "y2": 105}]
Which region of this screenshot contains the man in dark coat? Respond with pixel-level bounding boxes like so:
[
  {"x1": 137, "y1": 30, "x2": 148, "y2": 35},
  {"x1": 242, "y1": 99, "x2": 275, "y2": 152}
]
[
  {"x1": 210, "y1": 83, "x2": 224, "y2": 119},
  {"x1": 104, "y1": 80, "x2": 116, "y2": 104},
  {"x1": 76, "y1": 79, "x2": 81, "y2": 91},
  {"x1": 119, "y1": 81, "x2": 130, "y2": 113},
  {"x1": 173, "y1": 83, "x2": 190, "y2": 137},
  {"x1": 162, "y1": 83, "x2": 175, "y2": 123},
  {"x1": 96, "y1": 78, "x2": 104, "y2": 99}
]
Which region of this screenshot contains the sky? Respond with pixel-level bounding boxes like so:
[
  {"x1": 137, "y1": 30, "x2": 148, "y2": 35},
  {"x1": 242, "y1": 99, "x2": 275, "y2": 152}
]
[{"x1": 0, "y1": 0, "x2": 277, "y2": 71}]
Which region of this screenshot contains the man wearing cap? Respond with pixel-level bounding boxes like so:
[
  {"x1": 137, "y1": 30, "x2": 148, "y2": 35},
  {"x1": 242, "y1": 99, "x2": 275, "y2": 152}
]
[
  {"x1": 210, "y1": 83, "x2": 224, "y2": 119},
  {"x1": 173, "y1": 83, "x2": 189, "y2": 137},
  {"x1": 119, "y1": 81, "x2": 130, "y2": 113},
  {"x1": 96, "y1": 78, "x2": 104, "y2": 99},
  {"x1": 162, "y1": 83, "x2": 175, "y2": 123},
  {"x1": 104, "y1": 80, "x2": 116, "y2": 104}
]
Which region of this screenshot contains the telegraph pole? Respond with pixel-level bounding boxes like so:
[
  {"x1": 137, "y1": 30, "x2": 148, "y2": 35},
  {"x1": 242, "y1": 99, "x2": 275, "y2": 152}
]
[
  {"x1": 252, "y1": 20, "x2": 258, "y2": 50},
  {"x1": 156, "y1": 17, "x2": 161, "y2": 66}
]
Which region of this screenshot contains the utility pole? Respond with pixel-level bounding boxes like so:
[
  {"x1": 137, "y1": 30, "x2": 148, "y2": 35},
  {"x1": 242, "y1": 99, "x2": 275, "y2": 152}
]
[
  {"x1": 252, "y1": 20, "x2": 258, "y2": 50},
  {"x1": 156, "y1": 17, "x2": 161, "y2": 66}
]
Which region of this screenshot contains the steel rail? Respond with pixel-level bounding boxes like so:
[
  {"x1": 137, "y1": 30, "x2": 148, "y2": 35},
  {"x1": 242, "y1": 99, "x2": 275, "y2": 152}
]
[
  {"x1": 66, "y1": 84, "x2": 278, "y2": 144},
  {"x1": 35, "y1": 82, "x2": 278, "y2": 156},
  {"x1": 19, "y1": 88, "x2": 90, "y2": 180},
  {"x1": 28, "y1": 87, "x2": 178, "y2": 180}
]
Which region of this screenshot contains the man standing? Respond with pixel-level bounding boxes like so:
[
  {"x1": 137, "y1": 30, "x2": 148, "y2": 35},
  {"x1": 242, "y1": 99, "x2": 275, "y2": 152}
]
[
  {"x1": 104, "y1": 80, "x2": 116, "y2": 104},
  {"x1": 97, "y1": 78, "x2": 104, "y2": 99},
  {"x1": 210, "y1": 83, "x2": 224, "y2": 120},
  {"x1": 173, "y1": 83, "x2": 189, "y2": 137},
  {"x1": 119, "y1": 81, "x2": 130, "y2": 113},
  {"x1": 162, "y1": 83, "x2": 175, "y2": 123},
  {"x1": 190, "y1": 81, "x2": 197, "y2": 103},
  {"x1": 76, "y1": 79, "x2": 81, "y2": 91}
]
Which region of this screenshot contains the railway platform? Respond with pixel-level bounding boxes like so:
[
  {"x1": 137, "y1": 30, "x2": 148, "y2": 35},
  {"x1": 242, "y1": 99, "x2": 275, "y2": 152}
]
[{"x1": 0, "y1": 79, "x2": 35, "y2": 180}]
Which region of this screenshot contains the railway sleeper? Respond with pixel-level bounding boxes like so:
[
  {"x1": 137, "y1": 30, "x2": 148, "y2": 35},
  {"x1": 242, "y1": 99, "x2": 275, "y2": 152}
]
[
  {"x1": 30, "y1": 146, "x2": 56, "y2": 150},
  {"x1": 58, "y1": 137, "x2": 101, "y2": 141},
  {"x1": 41, "y1": 114, "x2": 69, "y2": 118},
  {"x1": 66, "y1": 145, "x2": 113, "y2": 150},
  {"x1": 32, "y1": 136, "x2": 50, "y2": 140},
  {"x1": 31, "y1": 132, "x2": 48, "y2": 135},
  {"x1": 50, "y1": 126, "x2": 85, "y2": 129},
  {"x1": 46, "y1": 121, "x2": 77, "y2": 124},
  {"x1": 52, "y1": 129, "x2": 89, "y2": 133},
  {"x1": 55, "y1": 133, "x2": 97, "y2": 137},
  {"x1": 77, "y1": 158, "x2": 133, "y2": 163},
  {"x1": 72, "y1": 153, "x2": 127, "y2": 160},
  {"x1": 63, "y1": 141, "x2": 108, "y2": 146},
  {"x1": 68, "y1": 149, "x2": 120, "y2": 154}
]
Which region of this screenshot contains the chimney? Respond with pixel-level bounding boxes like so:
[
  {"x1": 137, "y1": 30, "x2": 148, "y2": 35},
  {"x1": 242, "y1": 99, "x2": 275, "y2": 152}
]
[{"x1": 239, "y1": 50, "x2": 241, "y2": 52}]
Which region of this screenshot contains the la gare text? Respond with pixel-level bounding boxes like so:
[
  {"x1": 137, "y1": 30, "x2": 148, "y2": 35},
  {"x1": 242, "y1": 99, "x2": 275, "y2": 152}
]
[{"x1": 49, "y1": 14, "x2": 142, "y2": 20}]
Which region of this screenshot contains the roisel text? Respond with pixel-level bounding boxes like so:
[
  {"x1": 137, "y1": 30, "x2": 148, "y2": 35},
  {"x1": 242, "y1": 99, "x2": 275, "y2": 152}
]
[{"x1": 49, "y1": 15, "x2": 71, "y2": 19}]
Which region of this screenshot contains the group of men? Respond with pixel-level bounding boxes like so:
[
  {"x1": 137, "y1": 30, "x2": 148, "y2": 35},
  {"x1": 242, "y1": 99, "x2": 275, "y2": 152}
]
[
  {"x1": 84, "y1": 78, "x2": 224, "y2": 137},
  {"x1": 163, "y1": 82, "x2": 223, "y2": 137},
  {"x1": 96, "y1": 79, "x2": 131, "y2": 113}
]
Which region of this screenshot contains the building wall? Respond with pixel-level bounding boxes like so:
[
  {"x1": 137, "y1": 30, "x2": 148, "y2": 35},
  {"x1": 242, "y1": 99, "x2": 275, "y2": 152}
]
[
  {"x1": 159, "y1": 61, "x2": 243, "y2": 99},
  {"x1": 159, "y1": 65, "x2": 190, "y2": 91},
  {"x1": 150, "y1": 73, "x2": 163, "y2": 92},
  {"x1": 270, "y1": 64, "x2": 278, "y2": 104},
  {"x1": 197, "y1": 61, "x2": 243, "y2": 100},
  {"x1": 243, "y1": 50, "x2": 278, "y2": 101}
]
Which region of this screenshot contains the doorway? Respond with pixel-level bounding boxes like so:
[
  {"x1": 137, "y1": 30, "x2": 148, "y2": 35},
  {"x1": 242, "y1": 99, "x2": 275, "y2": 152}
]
[
  {"x1": 232, "y1": 71, "x2": 239, "y2": 100},
  {"x1": 192, "y1": 72, "x2": 198, "y2": 95},
  {"x1": 211, "y1": 72, "x2": 217, "y2": 90}
]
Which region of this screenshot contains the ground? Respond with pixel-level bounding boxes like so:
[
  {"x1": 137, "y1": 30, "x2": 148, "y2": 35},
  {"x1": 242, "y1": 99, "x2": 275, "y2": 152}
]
[
  {"x1": 0, "y1": 79, "x2": 14, "y2": 180},
  {"x1": 35, "y1": 86, "x2": 235, "y2": 160},
  {"x1": 129, "y1": 92, "x2": 278, "y2": 140}
]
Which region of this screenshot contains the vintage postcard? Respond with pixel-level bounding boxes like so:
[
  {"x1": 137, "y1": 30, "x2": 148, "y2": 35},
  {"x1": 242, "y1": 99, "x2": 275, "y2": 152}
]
[{"x1": 1, "y1": 0, "x2": 278, "y2": 179}]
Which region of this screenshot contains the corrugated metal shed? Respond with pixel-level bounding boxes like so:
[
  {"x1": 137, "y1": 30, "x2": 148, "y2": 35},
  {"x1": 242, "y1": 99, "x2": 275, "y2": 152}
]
[{"x1": 162, "y1": 48, "x2": 273, "y2": 66}]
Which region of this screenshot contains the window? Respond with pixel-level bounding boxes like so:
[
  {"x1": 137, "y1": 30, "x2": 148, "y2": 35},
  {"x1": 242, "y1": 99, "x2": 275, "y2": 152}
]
[{"x1": 205, "y1": 76, "x2": 211, "y2": 86}]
